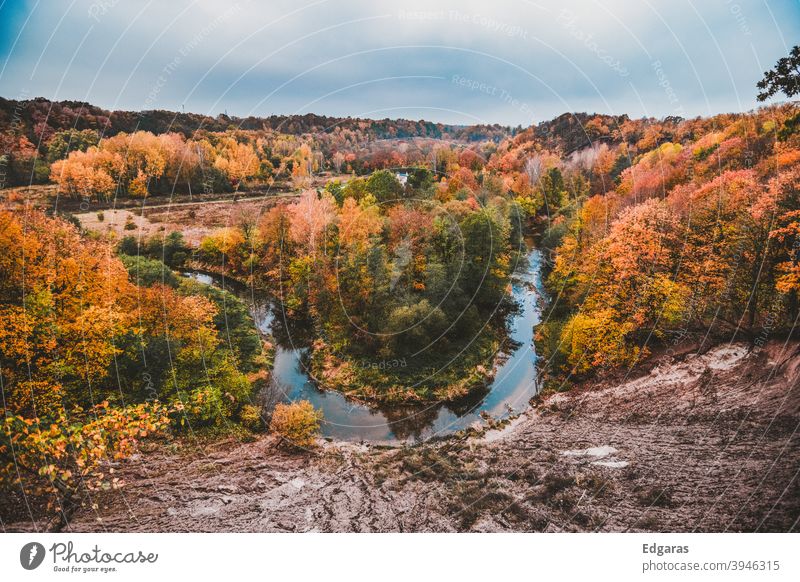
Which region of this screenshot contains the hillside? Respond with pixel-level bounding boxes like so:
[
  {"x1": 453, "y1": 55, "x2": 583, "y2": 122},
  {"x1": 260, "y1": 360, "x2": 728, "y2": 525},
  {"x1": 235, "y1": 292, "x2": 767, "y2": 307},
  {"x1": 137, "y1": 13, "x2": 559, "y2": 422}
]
[{"x1": 4, "y1": 339, "x2": 792, "y2": 533}]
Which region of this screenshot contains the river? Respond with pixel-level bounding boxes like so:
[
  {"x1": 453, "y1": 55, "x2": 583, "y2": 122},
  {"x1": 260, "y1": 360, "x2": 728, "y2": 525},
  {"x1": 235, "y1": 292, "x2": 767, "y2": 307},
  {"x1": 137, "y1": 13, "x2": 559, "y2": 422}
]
[{"x1": 186, "y1": 238, "x2": 544, "y2": 444}]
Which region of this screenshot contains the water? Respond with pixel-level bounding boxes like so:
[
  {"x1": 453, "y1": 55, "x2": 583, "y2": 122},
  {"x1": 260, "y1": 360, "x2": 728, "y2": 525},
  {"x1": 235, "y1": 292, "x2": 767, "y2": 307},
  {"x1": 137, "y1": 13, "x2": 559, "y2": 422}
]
[{"x1": 186, "y1": 239, "x2": 544, "y2": 444}]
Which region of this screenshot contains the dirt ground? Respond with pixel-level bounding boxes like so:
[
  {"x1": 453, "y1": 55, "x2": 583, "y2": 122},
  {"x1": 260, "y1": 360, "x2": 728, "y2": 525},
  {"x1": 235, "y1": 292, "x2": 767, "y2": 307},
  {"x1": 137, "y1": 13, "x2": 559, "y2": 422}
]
[
  {"x1": 73, "y1": 196, "x2": 296, "y2": 246},
  {"x1": 7, "y1": 339, "x2": 786, "y2": 533}
]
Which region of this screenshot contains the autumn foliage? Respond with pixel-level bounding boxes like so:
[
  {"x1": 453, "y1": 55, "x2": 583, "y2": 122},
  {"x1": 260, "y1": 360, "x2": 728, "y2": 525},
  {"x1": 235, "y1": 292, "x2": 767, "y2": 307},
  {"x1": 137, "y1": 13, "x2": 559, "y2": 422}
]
[
  {"x1": 0, "y1": 209, "x2": 254, "y2": 519},
  {"x1": 531, "y1": 103, "x2": 800, "y2": 378},
  {"x1": 268, "y1": 401, "x2": 323, "y2": 448}
]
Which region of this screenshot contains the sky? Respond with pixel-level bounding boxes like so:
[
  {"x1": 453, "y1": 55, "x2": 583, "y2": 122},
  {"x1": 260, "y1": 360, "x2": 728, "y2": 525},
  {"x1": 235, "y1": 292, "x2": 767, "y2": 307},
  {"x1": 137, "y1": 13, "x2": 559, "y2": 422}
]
[{"x1": 0, "y1": 0, "x2": 797, "y2": 126}]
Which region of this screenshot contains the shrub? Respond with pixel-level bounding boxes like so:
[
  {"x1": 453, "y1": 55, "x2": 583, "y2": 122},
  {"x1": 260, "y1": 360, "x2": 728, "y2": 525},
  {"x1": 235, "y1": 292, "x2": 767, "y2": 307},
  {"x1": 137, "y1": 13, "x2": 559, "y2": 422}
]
[
  {"x1": 118, "y1": 235, "x2": 139, "y2": 255},
  {"x1": 172, "y1": 359, "x2": 253, "y2": 427},
  {"x1": 123, "y1": 216, "x2": 137, "y2": 230},
  {"x1": 96, "y1": 211, "x2": 104, "y2": 222},
  {"x1": 145, "y1": 231, "x2": 189, "y2": 267},
  {"x1": 0, "y1": 401, "x2": 169, "y2": 513},
  {"x1": 269, "y1": 400, "x2": 322, "y2": 448},
  {"x1": 119, "y1": 254, "x2": 179, "y2": 287},
  {"x1": 174, "y1": 386, "x2": 229, "y2": 427},
  {"x1": 239, "y1": 404, "x2": 264, "y2": 431}
]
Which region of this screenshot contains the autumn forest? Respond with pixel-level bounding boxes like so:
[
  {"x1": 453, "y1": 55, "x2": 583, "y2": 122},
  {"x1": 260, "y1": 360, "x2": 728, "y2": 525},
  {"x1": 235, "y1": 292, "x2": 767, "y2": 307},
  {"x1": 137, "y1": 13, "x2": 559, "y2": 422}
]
[{"x1": 1, "y1": 46, "x2": 799, "y2": 534}]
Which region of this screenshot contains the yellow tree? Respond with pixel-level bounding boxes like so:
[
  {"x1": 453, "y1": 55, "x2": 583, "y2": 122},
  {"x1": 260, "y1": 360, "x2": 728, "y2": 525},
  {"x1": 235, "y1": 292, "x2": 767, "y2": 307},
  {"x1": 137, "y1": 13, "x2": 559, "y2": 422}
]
[{"x1": 215, "y1": 137, "x2": 259, "y2": 191}]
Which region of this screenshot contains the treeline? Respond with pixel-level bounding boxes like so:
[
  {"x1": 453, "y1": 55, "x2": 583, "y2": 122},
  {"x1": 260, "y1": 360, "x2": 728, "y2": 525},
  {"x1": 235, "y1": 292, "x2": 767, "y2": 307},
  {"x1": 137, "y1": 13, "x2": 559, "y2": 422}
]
[
  {"x1": 0, "y1": 97, "x2": 512, "y2": 140},
  {"x1": 0, "y1": 97, "x2": 512, "y2": 189}
]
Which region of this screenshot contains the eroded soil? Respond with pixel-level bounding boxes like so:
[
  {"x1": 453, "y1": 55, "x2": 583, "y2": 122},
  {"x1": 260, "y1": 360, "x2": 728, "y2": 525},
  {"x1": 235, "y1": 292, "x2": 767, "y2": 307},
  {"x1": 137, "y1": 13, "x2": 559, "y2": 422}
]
[{"x1": 7, "y1": 340, "x2": 800, "y2": 532}]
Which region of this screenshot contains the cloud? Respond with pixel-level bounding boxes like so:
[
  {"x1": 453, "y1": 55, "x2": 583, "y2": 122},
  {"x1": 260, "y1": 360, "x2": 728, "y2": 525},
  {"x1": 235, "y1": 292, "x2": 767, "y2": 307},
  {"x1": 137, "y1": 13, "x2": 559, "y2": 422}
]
[{"x1": 0, "y1": 0, "x2": 797, "y2": 125}]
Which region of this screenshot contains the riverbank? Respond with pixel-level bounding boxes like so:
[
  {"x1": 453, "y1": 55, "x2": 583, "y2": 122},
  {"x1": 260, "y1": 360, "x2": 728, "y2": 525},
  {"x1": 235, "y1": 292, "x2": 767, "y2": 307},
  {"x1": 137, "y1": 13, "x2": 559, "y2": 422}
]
[
  {"x1": 21, "y1": 338, "x2": 795, "y2": 533},
  {"x1": 184, "y1": 241, "x2": 544, "y2": 442}
]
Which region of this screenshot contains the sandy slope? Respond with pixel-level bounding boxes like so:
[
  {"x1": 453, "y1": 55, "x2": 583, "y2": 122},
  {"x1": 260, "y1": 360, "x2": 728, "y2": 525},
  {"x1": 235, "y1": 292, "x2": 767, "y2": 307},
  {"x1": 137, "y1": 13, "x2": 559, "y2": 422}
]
[{"x1": 9, "y1": 340, "x2": 799, "y2": 532}]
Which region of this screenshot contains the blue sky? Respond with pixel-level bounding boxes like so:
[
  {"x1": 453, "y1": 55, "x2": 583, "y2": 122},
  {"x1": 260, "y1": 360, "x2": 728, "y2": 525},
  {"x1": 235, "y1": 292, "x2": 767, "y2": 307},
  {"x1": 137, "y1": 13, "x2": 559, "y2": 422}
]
[{"x1": 0, "y1": 0, "x2": 797, "y2": 125}]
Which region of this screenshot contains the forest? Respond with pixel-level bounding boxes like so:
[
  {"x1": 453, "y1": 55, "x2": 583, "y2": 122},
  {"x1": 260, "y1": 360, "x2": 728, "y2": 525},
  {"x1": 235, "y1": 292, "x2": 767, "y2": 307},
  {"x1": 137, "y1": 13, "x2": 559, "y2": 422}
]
[{"x1": 1, "y1": 48, "x2": 799, "y2": 529}]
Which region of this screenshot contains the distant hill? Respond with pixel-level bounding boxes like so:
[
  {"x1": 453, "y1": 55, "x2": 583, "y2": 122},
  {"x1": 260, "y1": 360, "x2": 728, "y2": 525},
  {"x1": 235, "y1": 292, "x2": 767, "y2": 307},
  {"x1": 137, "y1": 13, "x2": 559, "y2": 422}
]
[{"x1": 0, "y1": 96, "x2": 513, "y2": 144}]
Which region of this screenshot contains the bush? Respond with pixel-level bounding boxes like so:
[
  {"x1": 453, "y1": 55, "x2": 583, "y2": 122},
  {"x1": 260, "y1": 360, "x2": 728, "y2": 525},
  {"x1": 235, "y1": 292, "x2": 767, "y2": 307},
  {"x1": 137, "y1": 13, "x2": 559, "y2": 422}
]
[
  {"x1": 145, "y1": 231, "x2": 189, "y2": 267},
  {"x1": 239, "y1": 404, "x2": 264, "y2": 431},
  {"x1": 0, "y1": 402, "x2": 169, "y2": 513},
  {"x1": 174, "y1": 386, "x2": 229, "y2": 427},
  {"x1": 118, "y1": 235, "x2": 139, "y2": 255},
  {"x1": 119, "y1": 254, "x2": 179, "y2": 287},
  {"x1": 123, "y1": 216, "x2": 137, "y2": 230},
  {"x1": 97, "y1": 211, "x2": 104, "y2": 222},
  {"x1": 269, "y1": 400, "x2": 322, "y2": 448}
]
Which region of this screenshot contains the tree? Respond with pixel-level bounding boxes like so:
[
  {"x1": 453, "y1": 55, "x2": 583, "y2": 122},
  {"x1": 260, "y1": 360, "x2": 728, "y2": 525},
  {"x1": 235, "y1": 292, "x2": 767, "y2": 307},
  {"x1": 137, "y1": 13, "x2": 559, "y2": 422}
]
[
  {"x1": 119, "y1": 254, "x2": 179, "y2": 288},
  {"x1": 559, "y1": 308, "x2": 640, "y2": 374},
  {"x1": 406, "y1": 167, "x2": 434, "y2": 194},
  {"x1": 337, "y1": 197, "x2": 383, "y2": 253},
  {"x1": 332, "y1": 151, "x2": 346, "y2": 173},
  {"x1": 50, "y1": 148, "x2": 116, "y2": 200},
  {"x1": 342, "y1": 177, "x2": 370, "y2": 202},
  {"x1": 199, "y1": 227, "x2": 246, "y2": 269},
  {"x1": 257, "y1": 205, "x2": 293, "y2": 283},
  {"x1": 459, "y1": 210, "x2": 510, "y2": 308},
  {"x1": 46, "y1": 129, "x2": 100, "y2": 162},
  {"x1": 757, "y1": 45, "x2": 800, "y2": 101},
  {"x1": 290, "y1": 143, "x2": 314, "y2": 189},
  {"x1": 366, "y1": 169, "x2": 403, "y2": 202},
  {"x1": 288, "y1": 189, "x2": 337, "y2": 256},
  {"x1": 387, "y1": 299, "x2": 448, "y2": 353},
  {"x1": 214, "y1": 138, "x2": 259, "y2": 191},
  {"x1": 539, "y1": 167, "x2": 566, "y2": 215}
]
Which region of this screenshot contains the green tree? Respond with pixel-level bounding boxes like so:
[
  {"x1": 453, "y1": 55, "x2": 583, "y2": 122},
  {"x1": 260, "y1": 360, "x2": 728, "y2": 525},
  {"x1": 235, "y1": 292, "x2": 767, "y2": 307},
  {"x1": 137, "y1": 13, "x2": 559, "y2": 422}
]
[
  {"x1": 46, "y1": 129, "x2": 100, "y2": 162},
  {"x1": 119, "y1": 254, "x2": 179, "y2": 288},
  {"x1": 757, "y1": 45, "x2": 800, "y2": 101},
  {"x1": 406, "y1": 167, "x2": 434, "y2": 195},
  {"x1": 367, "y1": 169, "x2": 403, "y2": 202}
]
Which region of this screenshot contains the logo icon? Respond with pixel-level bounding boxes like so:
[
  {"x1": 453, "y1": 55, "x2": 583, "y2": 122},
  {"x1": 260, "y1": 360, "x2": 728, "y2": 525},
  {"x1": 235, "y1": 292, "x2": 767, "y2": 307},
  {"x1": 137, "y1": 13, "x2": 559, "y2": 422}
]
[{"x1": 20, "y1": 542, "x2": 46, "y2": 570}]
